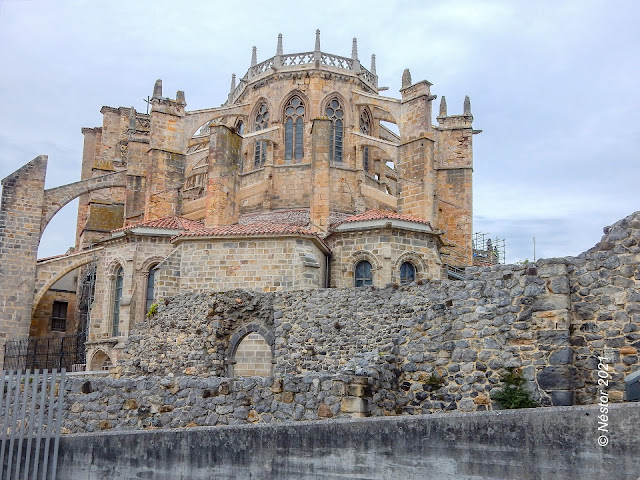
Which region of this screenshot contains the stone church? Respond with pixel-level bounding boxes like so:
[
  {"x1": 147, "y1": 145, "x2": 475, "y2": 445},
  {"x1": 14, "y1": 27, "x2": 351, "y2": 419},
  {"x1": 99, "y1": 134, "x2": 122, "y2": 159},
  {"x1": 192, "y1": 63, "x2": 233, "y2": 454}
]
[{"x1": 0, "y1": 32, "x2": 477, "y2": 370}]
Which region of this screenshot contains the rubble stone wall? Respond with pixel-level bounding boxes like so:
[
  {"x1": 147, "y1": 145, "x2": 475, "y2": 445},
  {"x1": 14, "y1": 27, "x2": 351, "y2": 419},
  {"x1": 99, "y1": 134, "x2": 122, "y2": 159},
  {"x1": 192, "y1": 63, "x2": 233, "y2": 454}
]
[{"x1": 52, "y1": 212, "x2": 640, "y2": 432}]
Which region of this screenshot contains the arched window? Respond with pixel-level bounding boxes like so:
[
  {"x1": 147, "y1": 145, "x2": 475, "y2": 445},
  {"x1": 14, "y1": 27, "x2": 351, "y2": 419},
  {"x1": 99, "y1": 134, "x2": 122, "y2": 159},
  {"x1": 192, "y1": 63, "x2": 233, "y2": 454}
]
[
  {"x1": 284, "y1": 95, "x2": 305, "y2": 162},
  {"x1": 354, "y1": 260, "x2": 373, "y2": 287},
  {"x1": 254, "y1": 103, "x2": 269, "y2": 168},
  {"x1": 112, "y1": 266, "x2": 124, "y2": 337},
  {"x1": 325, "y1": 98, "x2": 344, "y2": 163},
  {"x1": 400, "y1": 261, "x2": 416, "y2": 285},
  {"x1": 145, "y1": 264, "x2": 158, "y2": 316},
  {"x1": 235, "y1": 119, "x2": 244, "y2": 135},
  {"x1": 360, "y1": 108, "x2": 372, "y2": 171}
]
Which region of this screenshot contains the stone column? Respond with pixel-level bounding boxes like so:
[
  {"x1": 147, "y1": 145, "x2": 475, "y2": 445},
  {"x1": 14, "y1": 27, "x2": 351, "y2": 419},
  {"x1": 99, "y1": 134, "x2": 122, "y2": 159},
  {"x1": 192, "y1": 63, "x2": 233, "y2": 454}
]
[{"x1": 530, "y1": 260, "x2": 579, "y2": 406}]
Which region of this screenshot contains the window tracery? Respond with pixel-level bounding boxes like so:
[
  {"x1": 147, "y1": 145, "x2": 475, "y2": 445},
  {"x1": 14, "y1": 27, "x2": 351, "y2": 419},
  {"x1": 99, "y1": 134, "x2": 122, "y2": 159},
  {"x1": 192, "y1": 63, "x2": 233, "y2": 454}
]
[
  {"x1": 325, "y1": 98, "x2": 344, "y2": 163},
  {"x1": 254, "y1": 103, "x2": 269, "y2": 168},
  {"x1": 360, "y1": 108, "x2": 372, "y2": 170},
  {"x1": 284, "y1": 96, "x2": 305, "y2": 162}
]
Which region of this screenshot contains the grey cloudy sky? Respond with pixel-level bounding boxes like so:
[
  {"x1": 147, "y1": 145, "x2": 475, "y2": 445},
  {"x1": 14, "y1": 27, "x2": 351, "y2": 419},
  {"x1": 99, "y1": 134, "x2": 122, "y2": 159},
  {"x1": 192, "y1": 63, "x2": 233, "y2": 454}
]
[{"x1": 0, "y1": 0, "x2": 638, "y2": 262}]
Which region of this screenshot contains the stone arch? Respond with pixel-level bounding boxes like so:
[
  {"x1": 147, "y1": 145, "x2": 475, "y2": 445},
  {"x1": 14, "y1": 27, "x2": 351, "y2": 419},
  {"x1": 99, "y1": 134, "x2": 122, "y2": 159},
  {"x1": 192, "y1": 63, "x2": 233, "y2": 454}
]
[
  {"x1": 32, "y1": 248, "x2": 102, "y2": 317},
  {"x1": 249, "y1": 97, "x2": 273, "y2": 129},
  {"x1": 88, "y1": 349, "x2": 113, "y2": 371},
  {"x1": 226, "y1": 323, "x2": 275, "y2": 377},
  {"x1": 345, "y1": 250, "x2": 382, "y2": 287},
  {"x1": 392, "y1": 251, "x2": 427, "y2": 284},
  {"x1": 319, "y1": 92, "x2": 351, "y2": 126},
  {"x1": 40, "y1": 170, "x2": 129, "y2": 234},
  {"x1": 277, "y1": 89, "x2": 310, "y2": 123},
  {"x1": 353, "y1": 139, "x2": 398, "y2": 164},
  {"x1": 345, "y1": 249, "x2": 382, "y2": 273},
  {"x1": 184, "y1": 103, "x2": 250, "y2": 141}
]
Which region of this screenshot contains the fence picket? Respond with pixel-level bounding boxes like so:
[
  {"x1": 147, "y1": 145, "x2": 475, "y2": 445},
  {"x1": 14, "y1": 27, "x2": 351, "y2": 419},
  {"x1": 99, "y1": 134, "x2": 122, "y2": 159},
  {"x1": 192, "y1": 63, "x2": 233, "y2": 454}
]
[{"x1": 0, "y1": 368, "x2": 66, "y2": 479}]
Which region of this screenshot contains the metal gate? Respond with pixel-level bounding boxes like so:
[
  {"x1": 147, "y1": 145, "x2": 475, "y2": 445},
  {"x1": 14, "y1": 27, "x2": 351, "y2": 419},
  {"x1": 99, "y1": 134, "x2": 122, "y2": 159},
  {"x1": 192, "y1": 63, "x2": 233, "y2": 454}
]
[{"x1": 0, "y1": 369, "x2": 66, "y2": 479}]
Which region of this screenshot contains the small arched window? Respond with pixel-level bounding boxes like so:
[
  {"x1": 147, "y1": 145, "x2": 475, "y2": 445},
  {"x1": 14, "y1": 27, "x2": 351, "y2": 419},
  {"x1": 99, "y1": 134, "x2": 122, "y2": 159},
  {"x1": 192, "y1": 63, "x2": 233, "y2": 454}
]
[
  {"x1": 325, "y1": 98, "x2": 344, "y2": 163},
  {"x1": 235, "y1": 119, "x2": 244, "y2": 135},
  {"x1": 354, "y1": 260, "x2": 373, "y2": 287},
  {"x1": 284, "y1": 96, "x2": 305, "y2": 162},
  {"x1": 254, "y1": 103, "x2": 269, "y2": 168},
  {"x1": 400, "y1": 262, "x2": 416, "y2": 285},
  {"x1": 360, "y1": 108, "x2": 372, "y2": 171},
  {"x1": 145, "y1": 264, "x2": 158, "y2": 316},
  {"x1": 112, "y1": 266, "x2": 124, "y2": 337}
]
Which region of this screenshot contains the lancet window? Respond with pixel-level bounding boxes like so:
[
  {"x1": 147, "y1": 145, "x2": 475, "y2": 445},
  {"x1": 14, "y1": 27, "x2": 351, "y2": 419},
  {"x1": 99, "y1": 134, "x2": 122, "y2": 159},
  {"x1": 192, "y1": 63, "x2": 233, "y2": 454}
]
[
  {"x1": 254, "y1": 103, "x2": 269, "y2": 168},
  {"x1": 284, "y1": 96, "x2": 305, "y2": 162},
  {"x1": 325, "y1": 98, "x2": 344, "y2": 163},
  {"x1": 360, "y1": 108, "x2": 372, "y2": 171}
]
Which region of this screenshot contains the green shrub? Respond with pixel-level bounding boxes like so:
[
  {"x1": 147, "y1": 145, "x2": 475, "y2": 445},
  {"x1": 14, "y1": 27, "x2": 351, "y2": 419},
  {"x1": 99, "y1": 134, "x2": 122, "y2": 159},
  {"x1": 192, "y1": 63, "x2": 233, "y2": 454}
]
[
  {"x1": 146, "y1": 303, "x2": 158, "y2": 318},
  {"x1": 491, "y1": 367, "x2": 539, "y2": 409}
]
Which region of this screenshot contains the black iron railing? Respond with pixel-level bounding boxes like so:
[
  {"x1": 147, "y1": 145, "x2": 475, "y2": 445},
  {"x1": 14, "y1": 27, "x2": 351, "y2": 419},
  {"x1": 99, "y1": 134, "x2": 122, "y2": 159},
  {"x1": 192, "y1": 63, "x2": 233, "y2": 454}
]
[{"x1": 3, "y1": 333, "x2": 85, "y2": 372}]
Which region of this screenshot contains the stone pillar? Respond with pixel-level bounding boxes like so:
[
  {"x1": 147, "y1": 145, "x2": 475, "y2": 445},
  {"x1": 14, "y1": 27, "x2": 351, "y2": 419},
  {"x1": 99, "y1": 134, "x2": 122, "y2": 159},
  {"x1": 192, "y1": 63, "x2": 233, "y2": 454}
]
[
  {"x1": 0, "y1": 156, "x2": 47, "y2": 367},
  {"x1": 310, "y1": 118, "x2": 331, "y2": 234},
  {"x1": 205, "y1": 125, "x2": 242, "y2": 227},
  {"x1": 145, "y1": 83, "x2": 187, "y2": 220},
  {"x1": 529, "y1": 260, "x2": 579, "y2": 406},
  {"x1": 341, "y1": 376, "x2": 371, "y2": 418}
]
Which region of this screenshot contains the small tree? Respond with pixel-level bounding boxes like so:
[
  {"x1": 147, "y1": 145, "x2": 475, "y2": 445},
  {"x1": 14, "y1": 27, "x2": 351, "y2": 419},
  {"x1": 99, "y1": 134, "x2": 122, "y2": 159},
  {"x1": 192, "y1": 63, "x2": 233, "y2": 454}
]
[{"x1": 491, "y1": 368, "x2": 539, "y2": 409}]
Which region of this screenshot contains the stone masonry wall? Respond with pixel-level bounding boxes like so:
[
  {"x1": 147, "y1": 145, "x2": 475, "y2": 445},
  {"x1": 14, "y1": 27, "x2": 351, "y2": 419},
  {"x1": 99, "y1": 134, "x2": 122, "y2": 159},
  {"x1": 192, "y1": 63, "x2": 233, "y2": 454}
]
[
  {"x1": 156, "y1": 237, "x2": 326, "y2": 296},
  {"x1": 46, "y1": 211, "x2": 640, "y2": 432}
]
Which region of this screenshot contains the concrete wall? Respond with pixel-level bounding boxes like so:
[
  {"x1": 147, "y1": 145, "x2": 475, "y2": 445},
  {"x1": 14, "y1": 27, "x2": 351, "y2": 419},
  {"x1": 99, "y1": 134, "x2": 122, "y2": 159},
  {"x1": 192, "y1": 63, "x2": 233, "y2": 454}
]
[{"x1": 54, "y1": 403, "x2": 640, "y2": 480}]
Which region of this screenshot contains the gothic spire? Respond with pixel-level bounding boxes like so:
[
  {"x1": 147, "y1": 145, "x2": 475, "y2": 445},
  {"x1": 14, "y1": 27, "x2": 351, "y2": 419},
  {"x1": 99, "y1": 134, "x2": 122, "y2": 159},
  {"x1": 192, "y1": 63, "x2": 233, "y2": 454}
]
[
  {"x1": 370, "y1": 54, "x2": 376, "y2": 75},
  {"x1": 251, "y1": 46, "x2": 257, "y2": 67},
  {"x1": 315, "y1": 29, "x2": 321, "y2": 52},
  {"x1": 351, "y1": 38, "x2": 358, "y2": 60},
  {"x1": 464, "y1": 95, "x2": 471, "y2": 115},
  {"x1": 276, "y1": 33, "x2": 283, "y2": 56}
]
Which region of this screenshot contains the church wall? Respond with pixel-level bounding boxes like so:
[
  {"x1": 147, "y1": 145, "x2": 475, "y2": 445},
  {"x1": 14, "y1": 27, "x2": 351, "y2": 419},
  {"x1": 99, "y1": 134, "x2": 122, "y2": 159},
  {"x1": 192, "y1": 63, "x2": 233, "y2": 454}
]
[
  {"x1": 164, "y1": 236, "x2": 326, "y2": 295},
  {"x1": 30, "y1": 290, "x2": 78, "y2": 338},
  {"x1": 88, "y1": 235, "x2": 175, "y2": 343},
  {"x1": 327, "y1": 227, "x2": 442, "y2": 288}
]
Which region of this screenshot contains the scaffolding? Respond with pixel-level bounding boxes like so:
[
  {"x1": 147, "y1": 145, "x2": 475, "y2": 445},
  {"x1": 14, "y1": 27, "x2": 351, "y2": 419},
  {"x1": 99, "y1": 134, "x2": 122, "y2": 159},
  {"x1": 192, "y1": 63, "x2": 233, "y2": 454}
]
[{"x1": 473, "y1": 232, "x2": 506, "y2": 266}]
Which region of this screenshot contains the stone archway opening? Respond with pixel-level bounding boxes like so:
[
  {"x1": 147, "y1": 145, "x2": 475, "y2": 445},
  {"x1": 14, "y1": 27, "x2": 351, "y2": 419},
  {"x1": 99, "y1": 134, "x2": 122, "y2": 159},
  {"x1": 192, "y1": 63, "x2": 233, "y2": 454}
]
[
  {"x1": 89, "y1": 350, "x2": 113, "y2": 371},
  {"x1": 232, "y1": 332, "x2": 273, "y2": 377}
]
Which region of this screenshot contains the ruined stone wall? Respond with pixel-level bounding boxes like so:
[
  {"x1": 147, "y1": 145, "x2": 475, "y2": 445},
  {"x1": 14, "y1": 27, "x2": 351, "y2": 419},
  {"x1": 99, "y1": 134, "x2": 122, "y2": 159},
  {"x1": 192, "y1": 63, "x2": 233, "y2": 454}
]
[
  {"x1": 37, "y1": 212, "x2": 638, "y2": 432},
  {"x1": 60, "y1": 372, "x2": 381, "y2": 433},
  {"x1": 568, "y1": 212, "x2": 640, "y2": 404}
]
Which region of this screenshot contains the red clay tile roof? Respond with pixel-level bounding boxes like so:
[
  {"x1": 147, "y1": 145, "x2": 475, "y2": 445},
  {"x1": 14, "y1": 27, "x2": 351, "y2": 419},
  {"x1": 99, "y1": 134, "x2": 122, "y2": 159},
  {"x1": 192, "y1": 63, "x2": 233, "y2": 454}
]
[
  {"x1": 175, "y1": 222, "x2": 317, "y2": 238},
  {"x1": 331, "y1": 209, "x2": 433, "y2": 229},
  {"x1": 112, "y1": 216, "x2": 204, "y2": 233}
]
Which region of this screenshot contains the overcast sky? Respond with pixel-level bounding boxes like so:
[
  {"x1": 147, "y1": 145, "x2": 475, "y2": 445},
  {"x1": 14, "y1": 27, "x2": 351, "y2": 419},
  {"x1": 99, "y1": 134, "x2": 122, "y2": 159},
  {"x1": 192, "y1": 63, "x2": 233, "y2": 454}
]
[{"x1": 0, "y1": 0, "x2": 638, "y2": 262}]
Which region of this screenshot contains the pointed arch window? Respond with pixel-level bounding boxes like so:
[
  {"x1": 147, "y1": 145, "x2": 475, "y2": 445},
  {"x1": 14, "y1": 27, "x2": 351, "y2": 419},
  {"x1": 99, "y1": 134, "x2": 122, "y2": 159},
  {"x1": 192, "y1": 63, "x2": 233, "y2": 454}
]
[
  {"x1": 360, "y1": 108, "x2": 372, "y2": 172},
  {"x1": 112, "y1": 266, "x2": 124, "y2": 337},
  {"x1": 325, "y1": 98, "x2": 344, "y2": 163},
  {"x1": 284, "y1": 96, "x2": 305, "y2": 162},
  {"x1": 254, "y1": 103, "x2": 269, "y2": 168}
]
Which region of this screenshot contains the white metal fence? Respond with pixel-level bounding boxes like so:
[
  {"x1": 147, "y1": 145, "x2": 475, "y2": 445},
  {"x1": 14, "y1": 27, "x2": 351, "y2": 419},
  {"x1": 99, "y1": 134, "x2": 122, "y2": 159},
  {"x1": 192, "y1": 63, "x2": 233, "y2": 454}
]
[{"x1": 0, "y1": 369, "x2": 66, "y2": 479}]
